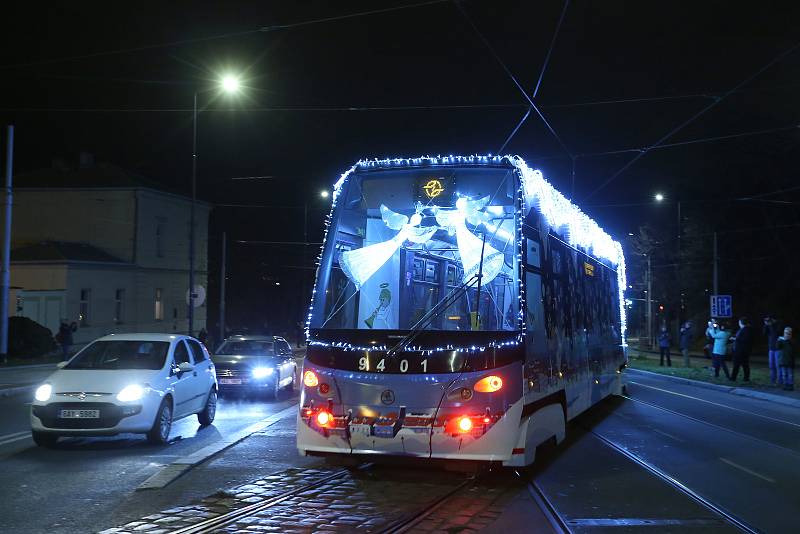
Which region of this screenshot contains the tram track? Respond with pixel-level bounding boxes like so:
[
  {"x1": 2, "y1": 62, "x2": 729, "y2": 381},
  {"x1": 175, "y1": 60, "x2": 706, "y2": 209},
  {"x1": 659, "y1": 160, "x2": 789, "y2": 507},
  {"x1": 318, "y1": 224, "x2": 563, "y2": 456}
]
[
  {"x1": 170, "y1": 467, "x2": 359, "y2": 534},
  {"x1": 518, "y1": 472, "x2": 572, "y2": 534},
  {"x1": 621, "y1": 393, "x2": 800, "y2": 459},
  {"x1": 378, "y1": 475, "x2": 475, "y2": 533},
  {"x1": 584, "y1": 425, "x2": 761, "y2": 534}
]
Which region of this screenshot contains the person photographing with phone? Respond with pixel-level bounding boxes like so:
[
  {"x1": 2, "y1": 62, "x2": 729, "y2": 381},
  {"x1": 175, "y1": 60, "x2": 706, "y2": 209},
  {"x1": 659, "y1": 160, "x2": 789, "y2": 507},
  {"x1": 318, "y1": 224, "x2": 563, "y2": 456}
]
[{"x1": 706, "y1": 320, "x2": 732, "y2": 379}]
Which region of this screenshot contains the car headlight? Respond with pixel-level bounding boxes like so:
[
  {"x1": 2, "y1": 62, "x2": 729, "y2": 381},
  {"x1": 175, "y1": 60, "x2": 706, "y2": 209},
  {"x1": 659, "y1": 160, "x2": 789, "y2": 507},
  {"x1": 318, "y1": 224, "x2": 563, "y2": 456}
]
[
  {"x1": 252, "y1": 367, "x2": 274, "y2": 379},
  {"x1": 35, "y1": 384, "x2": 52, "y2": 402},
  {"x1": 116, "y1": 384, "x2": 145, "y2": 402}
]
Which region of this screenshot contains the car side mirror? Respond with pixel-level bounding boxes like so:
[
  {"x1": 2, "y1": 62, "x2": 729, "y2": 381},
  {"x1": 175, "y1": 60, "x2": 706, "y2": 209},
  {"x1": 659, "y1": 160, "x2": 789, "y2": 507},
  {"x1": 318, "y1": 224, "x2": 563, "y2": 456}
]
[
  {"x1": 56, "y1": 361, "x2": 68, "y2": 369},
  {"x1": 178, "y1": 362, "x2": 194, "y2": 373}
]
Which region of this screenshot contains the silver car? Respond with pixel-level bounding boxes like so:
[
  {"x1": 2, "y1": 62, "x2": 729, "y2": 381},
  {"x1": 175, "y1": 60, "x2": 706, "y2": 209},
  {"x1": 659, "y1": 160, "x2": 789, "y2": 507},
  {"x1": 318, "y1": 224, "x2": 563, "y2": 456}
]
[{"x1": 212, "y1": 335, "x2": 297, "y2": 398}]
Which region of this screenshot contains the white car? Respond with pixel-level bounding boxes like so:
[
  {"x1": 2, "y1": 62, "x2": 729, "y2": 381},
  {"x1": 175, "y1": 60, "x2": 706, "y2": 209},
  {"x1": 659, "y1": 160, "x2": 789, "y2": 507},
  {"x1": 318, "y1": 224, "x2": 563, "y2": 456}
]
[{"x1": 30, "y1": 333, "x2": 218, "y2": 447}]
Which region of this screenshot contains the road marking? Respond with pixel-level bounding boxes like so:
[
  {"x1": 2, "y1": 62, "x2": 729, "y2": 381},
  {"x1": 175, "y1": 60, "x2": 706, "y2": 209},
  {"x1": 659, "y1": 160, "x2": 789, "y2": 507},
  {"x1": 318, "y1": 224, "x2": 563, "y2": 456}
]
[
  {"x1": 0, "y1": 430, "x2": 30, "y2": 441},
  {"x1": 0, "y1": 432, "x2": 31, "y2": 446},
  {"x1": 629, "y1": 380, "x2": 800, "y2": 428},
  {"x1": 137, "y1": 404, "x2": 297, "y2": 490},
  {"x1": 652, "y1": 428, "x2": 685, "y2": 442},
  {"x1": 719, "y1": 457, "x2": 775, "y2": 483}
]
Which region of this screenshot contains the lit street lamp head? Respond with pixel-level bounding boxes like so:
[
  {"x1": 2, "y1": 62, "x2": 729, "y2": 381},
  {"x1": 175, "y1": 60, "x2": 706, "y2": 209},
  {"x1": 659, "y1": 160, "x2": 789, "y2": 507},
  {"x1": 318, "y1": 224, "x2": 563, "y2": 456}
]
[
  {"x1": 320, "y1": 190, "x2": 330, "y2": 198},
  {"x1": 221, "y1": 75, "x2": 241, "y2": 94},
  {"x1": 654, "y1": 193, "x2": 665, "y2": 202}
]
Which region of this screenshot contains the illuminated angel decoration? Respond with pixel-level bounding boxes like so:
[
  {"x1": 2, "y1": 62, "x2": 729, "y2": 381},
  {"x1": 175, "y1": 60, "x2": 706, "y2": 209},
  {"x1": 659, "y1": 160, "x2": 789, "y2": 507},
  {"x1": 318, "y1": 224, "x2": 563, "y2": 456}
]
[
  {"x1": 435, "y1": 196, "x2": 504, "y2": 285},
  {"x1": 339, "y1": 204, "x2": 436, "y2": 290}
]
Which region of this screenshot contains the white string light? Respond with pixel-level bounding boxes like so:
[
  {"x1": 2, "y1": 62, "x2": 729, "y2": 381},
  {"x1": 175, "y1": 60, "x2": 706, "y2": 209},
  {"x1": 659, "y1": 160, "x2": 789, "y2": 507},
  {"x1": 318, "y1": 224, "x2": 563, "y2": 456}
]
[{"x1": 306, "y1": 154, "x2": 627, "y2": 351}]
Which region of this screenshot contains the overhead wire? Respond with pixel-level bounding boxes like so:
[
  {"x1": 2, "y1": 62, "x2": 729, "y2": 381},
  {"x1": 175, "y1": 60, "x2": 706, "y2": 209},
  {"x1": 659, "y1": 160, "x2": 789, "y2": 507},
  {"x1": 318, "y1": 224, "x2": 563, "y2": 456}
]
[
  {"x1": 0, "y1": 0, "x2": 448, "y2": 70},
  {"x1": 581, "y1": 41, "x2": 800, "y2": 202},
  {"x1": 452, "y1": 0, "x2": 573, "y2": 156}
]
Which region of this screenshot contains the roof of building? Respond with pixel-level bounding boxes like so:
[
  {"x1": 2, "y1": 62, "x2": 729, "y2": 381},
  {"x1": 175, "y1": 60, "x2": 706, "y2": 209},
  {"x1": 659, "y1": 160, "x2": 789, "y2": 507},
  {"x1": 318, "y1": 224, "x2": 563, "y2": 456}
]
[
  {"x1": 15, "y1": 160, "x2": 171, "y2": 189},
  {"x1": 11, "y1": 241, "x2": 127, "y2": 264}
]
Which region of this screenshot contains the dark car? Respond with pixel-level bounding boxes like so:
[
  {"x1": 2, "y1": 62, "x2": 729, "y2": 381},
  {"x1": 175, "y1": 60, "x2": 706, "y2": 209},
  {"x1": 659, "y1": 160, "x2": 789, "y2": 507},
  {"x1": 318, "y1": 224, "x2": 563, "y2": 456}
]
[{"x1": 212, "y1": 335, "x2": 297, "y2": 398}]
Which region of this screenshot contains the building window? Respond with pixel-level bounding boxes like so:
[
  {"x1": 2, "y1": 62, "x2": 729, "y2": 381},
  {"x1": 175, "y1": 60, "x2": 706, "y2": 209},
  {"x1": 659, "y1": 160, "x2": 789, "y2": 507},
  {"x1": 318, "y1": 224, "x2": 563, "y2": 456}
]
[
  {"x1": 155, "y1": 288, "x2": 164, "y2": 320},
  {"x1": 156, "y1": 217, "x2": 166, "y2": 258},
  {"x1": 79, "y1": 289, "x2": 91, "y2": 326},
  {"x1": 114, "y1": 289, "x2": 125, "y2": 324}
]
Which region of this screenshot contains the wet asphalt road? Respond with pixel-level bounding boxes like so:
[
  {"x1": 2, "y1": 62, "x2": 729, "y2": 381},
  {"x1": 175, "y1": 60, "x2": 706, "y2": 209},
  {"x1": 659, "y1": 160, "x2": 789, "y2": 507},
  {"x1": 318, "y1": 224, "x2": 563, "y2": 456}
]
[
  {"x1": 0, "y1": 385, "x2": 302, "y2": 534},
  {"x1": 1, "y1": 368, "x2": 799, "y2": 533}
]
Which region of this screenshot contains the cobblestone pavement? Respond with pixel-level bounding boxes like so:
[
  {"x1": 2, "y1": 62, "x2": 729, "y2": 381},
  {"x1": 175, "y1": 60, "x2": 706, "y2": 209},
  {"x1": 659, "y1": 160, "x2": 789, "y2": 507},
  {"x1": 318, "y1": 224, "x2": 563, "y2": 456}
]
[{"x1": 100, "y1": 465, "x2": 532, "y2": 533}]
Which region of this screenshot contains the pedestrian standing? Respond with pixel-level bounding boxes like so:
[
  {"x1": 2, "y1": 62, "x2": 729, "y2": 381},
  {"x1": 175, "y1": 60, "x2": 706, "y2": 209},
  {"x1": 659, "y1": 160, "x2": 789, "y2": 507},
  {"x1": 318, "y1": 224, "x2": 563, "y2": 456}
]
[
  {"x1": 56, "y1": 320, "x2": 76, "y2": 361},
  {"x1": 679, "y1": 321, "x2": 693, "y2": 367},
  {"x1": 763, "y1": 316, "x2": 783, "y2": 385},
  {"x1": 730, "y1": 317, "x2": 754, "y2": 382},
  {"x1": 706, "y1": 321, "x2": 731, "y2": 379},
  {"x1": 658, "y1": 326, "x2": 672, "y2": 366},
  {"x1": 777, "y1": 327, "x2": 795, "y2": 391}
]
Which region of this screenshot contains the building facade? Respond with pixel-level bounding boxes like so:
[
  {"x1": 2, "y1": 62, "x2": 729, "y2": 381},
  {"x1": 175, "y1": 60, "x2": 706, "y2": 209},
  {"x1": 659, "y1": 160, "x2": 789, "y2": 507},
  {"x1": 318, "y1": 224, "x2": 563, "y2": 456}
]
[{"x1": 10, "y1": 163, "x2": 210, "y2": 346}]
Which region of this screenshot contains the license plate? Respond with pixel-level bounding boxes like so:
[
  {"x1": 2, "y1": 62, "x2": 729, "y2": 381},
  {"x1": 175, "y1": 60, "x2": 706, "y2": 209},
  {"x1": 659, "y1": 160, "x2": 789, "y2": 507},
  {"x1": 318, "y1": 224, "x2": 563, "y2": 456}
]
[
  {"x1": 59, "y1": 409, "x2": 100, "y2": 419},
  {"x1": 219, "y1": 378, "x2": 242, "y2": 385}
]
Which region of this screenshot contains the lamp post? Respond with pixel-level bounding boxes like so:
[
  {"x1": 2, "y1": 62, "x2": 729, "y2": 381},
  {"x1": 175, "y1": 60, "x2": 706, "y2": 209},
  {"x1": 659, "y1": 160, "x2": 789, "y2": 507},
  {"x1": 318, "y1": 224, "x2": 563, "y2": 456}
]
[
  {"x1": 188, "y1": 74, "x2": 241, "y2": 336},
  {"x1": 655, "y1": 192, "x2": 683, "y2": 332}
]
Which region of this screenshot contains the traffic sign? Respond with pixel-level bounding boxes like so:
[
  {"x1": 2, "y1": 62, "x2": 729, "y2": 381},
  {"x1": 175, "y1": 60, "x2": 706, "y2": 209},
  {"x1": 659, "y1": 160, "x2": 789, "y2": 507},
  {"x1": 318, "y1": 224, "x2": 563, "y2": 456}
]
[{"x1": 710, "y1": 295, "x2": 732, "y2": 318}]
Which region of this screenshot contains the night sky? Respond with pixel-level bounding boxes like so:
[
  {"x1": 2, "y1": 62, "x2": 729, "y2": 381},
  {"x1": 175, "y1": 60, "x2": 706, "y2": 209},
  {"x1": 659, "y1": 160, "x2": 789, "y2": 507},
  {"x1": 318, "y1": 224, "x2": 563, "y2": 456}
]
[{"x1": 2, "y1": 1, "x2": 799, "y2": 334}]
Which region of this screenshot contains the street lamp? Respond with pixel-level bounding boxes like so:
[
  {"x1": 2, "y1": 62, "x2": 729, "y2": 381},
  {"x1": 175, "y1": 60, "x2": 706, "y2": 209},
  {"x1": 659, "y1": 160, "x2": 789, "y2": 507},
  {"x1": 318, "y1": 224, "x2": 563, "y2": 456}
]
[
  {"x1": 188, "y1": 74, "x2": 242, "y2": 336},
  {"x1": 320, "y1": 190, "x2": 329, "y2": 198},
  {"x1": 654, "y1": 192, "x2": 665, "y2": 202}
]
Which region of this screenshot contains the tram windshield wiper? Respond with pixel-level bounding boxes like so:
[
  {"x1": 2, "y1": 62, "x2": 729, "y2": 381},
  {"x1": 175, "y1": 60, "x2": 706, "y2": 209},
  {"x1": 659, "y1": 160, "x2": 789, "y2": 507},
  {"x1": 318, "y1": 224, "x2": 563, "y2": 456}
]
[{"x1": 386, "y1": 273, "x2": 480, "y2": 357}]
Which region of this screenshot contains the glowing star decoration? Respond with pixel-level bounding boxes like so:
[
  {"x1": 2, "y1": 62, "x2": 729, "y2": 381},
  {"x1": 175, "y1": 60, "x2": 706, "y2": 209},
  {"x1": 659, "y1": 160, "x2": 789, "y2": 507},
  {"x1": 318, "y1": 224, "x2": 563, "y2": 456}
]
[
  {"x1": 423, "y1": 178, "x2": 445, "y2": 199},
  {"x1": 339, "y1": 205, "x2": 436, "y2": 290},
  {"x1": 435, "y1": 196, "x2": 504, "y2": 285}
]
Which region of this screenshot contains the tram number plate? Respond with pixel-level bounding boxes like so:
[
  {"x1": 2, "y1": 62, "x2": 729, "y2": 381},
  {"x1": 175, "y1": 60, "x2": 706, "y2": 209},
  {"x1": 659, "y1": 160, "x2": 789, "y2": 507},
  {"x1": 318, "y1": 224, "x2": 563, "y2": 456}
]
[
  {"x1": 219, "y1": 378, "x2": 242, "y2": 385},
  {"x1": 373, "y1": 424, "x2": 395, "y2": 437},
  {"x1": 59, "y1": 409, "x2": 100, "y2": 419}
]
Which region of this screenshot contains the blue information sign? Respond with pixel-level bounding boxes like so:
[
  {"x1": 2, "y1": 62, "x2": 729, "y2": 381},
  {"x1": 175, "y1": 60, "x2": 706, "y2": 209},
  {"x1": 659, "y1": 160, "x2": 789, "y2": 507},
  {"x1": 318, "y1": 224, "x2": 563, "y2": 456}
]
[{"x1": 710, "y1": 295, "x2": 733, "y2": 318}]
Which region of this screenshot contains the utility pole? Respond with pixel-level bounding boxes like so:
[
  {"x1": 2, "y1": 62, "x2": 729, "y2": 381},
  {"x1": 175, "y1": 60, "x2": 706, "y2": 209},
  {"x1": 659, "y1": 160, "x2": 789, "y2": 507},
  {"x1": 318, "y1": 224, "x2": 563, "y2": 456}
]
[
  {"x1": 188, "y1": 92, "x2": 197, "y2": 336},
  {"x1": 676, "y1": 201, "x2": 682, "y2": 322},
  {"x1": 713, "y1": 231, "x2": 719, "y2": 297},
  {"x1": 647, "y1": 254, "x2": 653, "y2": 349},
  {"x1": 218, "y1": 231, "x2": 226, "y2": 346},
  {"x1": 0, "y1": 126, "x2": 13, "y2": 364}
]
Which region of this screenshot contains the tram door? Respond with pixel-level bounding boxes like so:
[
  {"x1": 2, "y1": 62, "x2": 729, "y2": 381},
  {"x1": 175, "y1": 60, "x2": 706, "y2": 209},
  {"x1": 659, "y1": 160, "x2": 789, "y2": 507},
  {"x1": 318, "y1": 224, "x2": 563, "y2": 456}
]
[{"x1": 400, "y1": 250, "x2": 469, "y2": 330}]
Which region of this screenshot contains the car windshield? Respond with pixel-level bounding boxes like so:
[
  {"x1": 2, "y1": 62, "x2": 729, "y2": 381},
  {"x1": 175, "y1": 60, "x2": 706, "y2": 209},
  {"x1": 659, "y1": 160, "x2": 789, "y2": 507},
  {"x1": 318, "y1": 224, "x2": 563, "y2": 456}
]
[
  {"x1": 65, "y1": 340, "x2": 169, "y2": 370},
  {"x1": 216, "y1": 340, "x2": 275, "y2": 356}
]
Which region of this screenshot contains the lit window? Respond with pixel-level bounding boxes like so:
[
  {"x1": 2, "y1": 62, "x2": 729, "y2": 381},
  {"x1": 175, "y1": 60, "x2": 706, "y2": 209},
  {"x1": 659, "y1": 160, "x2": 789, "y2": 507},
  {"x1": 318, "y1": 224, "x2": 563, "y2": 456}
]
[
  {"x1": 154, "y1": 288, "x2": 164, "y2": 320},
  {"x1": 114, "y1": 289, "x2": 125, "y2": 324},
  {"x1": 79, "y1": 289, "x2": 91, "y2": 326}
]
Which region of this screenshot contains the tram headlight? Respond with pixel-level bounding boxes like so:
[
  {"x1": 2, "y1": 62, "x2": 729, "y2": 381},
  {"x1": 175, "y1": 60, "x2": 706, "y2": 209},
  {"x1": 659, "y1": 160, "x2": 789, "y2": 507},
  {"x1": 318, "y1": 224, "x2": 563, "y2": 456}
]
[
  {"x1": 303, "y1": 370, "x2": 319, "y2": 388},
  {"x1": 474, "y1": 375, "x2": 503, "y2": 393}
]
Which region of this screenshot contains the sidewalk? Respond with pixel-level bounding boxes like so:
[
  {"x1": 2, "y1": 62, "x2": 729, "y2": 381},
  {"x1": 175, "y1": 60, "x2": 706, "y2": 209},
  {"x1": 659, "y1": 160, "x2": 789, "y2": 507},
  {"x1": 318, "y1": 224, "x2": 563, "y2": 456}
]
[{"x1": 0, "y1": 363, "x2": 56, "y2": 397}]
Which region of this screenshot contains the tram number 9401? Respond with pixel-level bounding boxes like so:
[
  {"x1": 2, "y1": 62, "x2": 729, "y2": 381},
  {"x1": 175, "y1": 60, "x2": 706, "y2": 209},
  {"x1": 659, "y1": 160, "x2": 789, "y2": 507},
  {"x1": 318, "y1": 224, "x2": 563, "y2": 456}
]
[{"x1": 358, "y1": 356, "x2": 427, "y2": 373}]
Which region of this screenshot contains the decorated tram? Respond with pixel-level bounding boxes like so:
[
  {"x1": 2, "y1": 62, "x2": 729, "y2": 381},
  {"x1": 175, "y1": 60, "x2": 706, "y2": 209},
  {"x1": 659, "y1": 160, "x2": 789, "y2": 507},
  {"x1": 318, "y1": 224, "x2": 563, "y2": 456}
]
[{"x1": 297, "y1": 155, "x2": 626, "y2": 466}]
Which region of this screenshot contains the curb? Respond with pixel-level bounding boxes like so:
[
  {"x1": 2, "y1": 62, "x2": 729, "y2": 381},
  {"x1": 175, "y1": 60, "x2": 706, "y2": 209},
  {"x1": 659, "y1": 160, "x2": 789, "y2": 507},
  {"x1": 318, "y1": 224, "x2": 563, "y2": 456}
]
[
  {"x1": 137, "y1": 404, "x2": 297, "y2": 490},
  {"x1": 0, "y1": 384, "x2": 35, "y2": 397},
  {"x1": 626, "y1": 368, "x2": 800, "y2": 409}
]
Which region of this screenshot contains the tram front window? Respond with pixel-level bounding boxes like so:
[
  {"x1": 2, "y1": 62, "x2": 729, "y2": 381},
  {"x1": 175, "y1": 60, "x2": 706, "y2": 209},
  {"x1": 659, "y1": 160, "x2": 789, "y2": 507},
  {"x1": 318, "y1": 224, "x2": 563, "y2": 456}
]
[{"x1": 310, "y1": 167, "x2": 519, "y2": 332}]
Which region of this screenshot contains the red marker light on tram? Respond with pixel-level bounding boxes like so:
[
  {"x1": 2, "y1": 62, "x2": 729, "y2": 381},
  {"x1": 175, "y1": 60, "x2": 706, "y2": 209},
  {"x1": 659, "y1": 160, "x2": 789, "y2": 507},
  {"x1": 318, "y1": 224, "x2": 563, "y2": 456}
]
[
  {"x1": 303, "y1": 370, "x2": 319, "y2": 388},
  {"x1": 458, "y1": 416, "x2": 473, "y2": 433},
  {"x1": 316, "y1": 411, "x2": 332, "y2": 427},
  {"x1": 474, "y1": 375, "x2": 503, "y2": 393},
  {"x1": 319, "y1": 383, "x2": 330, "y2": 395}
]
